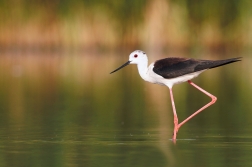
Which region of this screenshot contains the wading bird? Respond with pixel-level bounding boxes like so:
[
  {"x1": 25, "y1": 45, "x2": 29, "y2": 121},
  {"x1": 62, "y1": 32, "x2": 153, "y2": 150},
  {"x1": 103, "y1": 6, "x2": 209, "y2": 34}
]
[{"x1": 110, "y1": 50, "x2": 241, "y2": 141}]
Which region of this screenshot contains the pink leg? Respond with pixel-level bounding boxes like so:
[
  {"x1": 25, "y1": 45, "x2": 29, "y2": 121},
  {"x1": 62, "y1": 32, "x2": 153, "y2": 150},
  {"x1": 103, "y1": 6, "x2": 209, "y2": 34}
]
[
  {"x1": 169, "y1": 88, "x2": 179, "y2": 141},
  {"x1": 177, "y1": 80, "x2": 217, "y2": 129}
]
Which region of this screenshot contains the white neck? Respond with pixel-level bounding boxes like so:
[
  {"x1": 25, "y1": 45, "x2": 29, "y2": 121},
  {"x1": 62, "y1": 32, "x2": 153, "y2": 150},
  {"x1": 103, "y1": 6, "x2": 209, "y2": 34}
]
[{"x1": 137, "y1": 60, "x2": 149, "y2": 81}]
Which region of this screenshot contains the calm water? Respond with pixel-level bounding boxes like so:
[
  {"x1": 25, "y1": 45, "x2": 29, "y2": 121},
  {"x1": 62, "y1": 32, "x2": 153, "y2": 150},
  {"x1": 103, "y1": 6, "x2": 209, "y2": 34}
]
[
  {"x1": 0, "y1": 52, "x2": 251, "y2": 167},
  {"x1": 1, "y1": 125, "x2": 252, "y2": 167}
]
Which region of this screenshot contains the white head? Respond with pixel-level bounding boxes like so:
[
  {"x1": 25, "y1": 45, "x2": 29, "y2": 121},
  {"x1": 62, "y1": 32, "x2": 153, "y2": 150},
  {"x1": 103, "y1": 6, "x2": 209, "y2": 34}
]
[
  {"x1": 110, "y1": 50, "x2": 148, "y2": 74},
  {"x1": 128, "y1": 50, "x2": 148, "y2": 65}
]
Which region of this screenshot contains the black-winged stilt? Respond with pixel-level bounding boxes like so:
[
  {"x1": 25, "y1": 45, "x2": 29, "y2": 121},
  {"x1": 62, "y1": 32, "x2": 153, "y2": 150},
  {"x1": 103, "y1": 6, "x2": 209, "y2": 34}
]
[{"x1": 110, "y1": 50, "x2": 241, "y2": 141}]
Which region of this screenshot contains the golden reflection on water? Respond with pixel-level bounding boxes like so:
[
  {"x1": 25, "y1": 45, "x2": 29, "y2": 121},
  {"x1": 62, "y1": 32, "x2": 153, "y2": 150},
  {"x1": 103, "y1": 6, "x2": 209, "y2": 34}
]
[{"x1": 0, "y1": 51, "x2": 250, "y2": 129}]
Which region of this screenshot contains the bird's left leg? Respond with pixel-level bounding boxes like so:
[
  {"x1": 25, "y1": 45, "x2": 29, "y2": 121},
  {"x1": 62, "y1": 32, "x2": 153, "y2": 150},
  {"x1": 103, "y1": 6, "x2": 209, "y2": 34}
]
[
  {"x1": 169, "y1": 88, "x2": 179, "y2": 141},
  {"x1": 177, "y1": 80, "x2": 217, "y2": 129}
]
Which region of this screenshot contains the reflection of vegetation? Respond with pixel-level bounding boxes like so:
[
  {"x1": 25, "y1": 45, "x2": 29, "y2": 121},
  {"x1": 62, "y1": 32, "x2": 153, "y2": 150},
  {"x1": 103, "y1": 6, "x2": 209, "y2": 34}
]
[
  {"x1": 0, "y1": 52, "x2": 251, "y2": 166},
  {"x1": 0, "y1": 53, "x2": 250, "y2": 130},
  {"x1": 0, "y1": 0, "x2": 251, "y2": 51}
]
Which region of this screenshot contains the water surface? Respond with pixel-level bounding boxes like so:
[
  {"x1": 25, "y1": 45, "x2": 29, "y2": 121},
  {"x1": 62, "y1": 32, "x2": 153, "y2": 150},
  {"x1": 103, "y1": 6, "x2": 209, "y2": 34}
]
[{"x1": 0, "y1": 52, "x2": 251, "y2": 167}]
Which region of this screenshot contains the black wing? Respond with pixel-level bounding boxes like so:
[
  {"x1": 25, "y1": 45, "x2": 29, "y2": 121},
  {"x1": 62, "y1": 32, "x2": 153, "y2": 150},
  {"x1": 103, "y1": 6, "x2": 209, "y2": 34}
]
[{"x1": 153, "y1": 57, "x2": 241, "y2": 79}]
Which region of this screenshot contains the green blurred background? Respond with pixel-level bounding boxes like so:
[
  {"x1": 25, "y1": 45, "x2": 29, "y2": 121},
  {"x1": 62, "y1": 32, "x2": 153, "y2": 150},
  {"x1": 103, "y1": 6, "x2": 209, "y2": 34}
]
[
  {"x1": 1, "y1": 0, "x2": 251, "y2": 52},
  {"x1": 0, "y1": 0, "x2": 252, "y2": 167}
]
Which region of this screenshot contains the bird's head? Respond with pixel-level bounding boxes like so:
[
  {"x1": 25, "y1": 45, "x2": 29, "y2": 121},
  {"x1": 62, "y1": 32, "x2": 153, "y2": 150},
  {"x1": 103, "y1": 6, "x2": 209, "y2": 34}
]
[
  {"x1": 110, "y1": 50, "x2": 147, "y2": 74},
  {"x1": 128, "y1": 50, "x2": 147, "y2": 65}
]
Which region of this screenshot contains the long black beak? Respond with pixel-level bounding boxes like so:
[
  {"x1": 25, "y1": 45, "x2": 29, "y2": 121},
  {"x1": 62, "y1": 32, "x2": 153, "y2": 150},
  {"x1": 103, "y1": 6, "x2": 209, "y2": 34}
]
[{"x1": 110, "y1": 61, "x2": 131, "y2": 74}]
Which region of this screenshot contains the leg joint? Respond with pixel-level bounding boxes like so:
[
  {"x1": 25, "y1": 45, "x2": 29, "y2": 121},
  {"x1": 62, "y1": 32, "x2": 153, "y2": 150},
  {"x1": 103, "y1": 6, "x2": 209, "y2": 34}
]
[{"x1": 212, "y1": 96, "x2": 217, "y2": 103}]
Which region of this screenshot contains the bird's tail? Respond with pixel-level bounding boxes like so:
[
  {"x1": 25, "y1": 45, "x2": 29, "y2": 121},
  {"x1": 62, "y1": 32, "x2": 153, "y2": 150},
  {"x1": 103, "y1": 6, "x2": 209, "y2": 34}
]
[
  {"x1": 195, "y1": 57, "x2": 242, "y2": 71},
  {"x1": 209, "y1": 57, "x2": 242, "y2": 69}
]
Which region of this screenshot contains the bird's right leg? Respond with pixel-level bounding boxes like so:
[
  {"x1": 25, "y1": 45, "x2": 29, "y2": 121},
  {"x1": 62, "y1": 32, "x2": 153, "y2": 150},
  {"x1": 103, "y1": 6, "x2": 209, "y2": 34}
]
[
  {"x1": 169, "y1": 88, "x2": 178, "y2": 141},
  {"x1": 177, "y1": 80, "x2": 217, "y2": 129}
]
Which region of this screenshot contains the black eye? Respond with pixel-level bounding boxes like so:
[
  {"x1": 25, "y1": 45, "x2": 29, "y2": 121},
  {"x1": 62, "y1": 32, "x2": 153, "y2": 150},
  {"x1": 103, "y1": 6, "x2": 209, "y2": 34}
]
[{"x1": 134, "y1": 54, "x2": 138, "y2": 58}]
